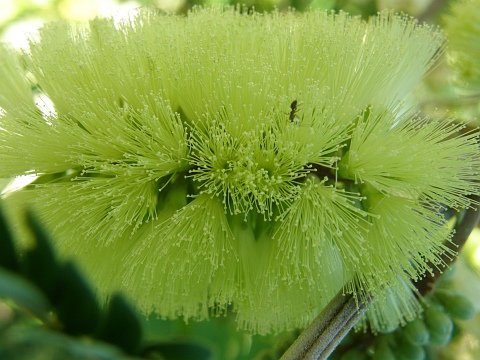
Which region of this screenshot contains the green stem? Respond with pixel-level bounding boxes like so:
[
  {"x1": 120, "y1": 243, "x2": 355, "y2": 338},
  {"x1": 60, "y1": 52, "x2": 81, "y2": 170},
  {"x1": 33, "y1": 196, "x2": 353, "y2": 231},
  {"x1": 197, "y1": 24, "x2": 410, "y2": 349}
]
[{"x1": 280, "y1": 291, "x2": 372, "y2": 360}]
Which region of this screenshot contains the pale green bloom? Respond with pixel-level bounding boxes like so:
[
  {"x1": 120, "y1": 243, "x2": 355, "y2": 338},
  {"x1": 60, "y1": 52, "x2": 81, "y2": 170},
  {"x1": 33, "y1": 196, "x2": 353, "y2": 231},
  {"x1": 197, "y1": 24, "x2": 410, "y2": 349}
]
[
  {"x1": 444, "y1": 0, "x2": 480, "y2": 92},
  {"x1": 0, "y1": 7, "x2": 478, "y2": 334}
]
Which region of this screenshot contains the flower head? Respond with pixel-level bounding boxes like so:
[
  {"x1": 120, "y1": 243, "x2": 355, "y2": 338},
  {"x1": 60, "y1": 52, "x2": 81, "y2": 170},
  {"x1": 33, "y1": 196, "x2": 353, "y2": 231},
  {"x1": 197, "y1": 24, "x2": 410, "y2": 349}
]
[{"x1": 1, "y1": 7, "x2": 478, "y2": 334}]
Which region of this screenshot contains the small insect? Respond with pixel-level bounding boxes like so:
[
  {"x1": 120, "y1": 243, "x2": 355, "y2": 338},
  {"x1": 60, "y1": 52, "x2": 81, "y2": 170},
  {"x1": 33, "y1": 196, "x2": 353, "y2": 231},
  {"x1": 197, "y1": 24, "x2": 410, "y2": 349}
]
[{"x1": 289, "y1": 100, "x2": 299, "y2": 122}]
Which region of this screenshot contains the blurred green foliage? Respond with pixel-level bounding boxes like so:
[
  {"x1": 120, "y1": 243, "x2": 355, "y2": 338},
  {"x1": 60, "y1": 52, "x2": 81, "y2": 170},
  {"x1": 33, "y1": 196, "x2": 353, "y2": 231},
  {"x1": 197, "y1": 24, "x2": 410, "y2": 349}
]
[{"x1": 0, "y1": 205, "x2": 141, "y2": 358}]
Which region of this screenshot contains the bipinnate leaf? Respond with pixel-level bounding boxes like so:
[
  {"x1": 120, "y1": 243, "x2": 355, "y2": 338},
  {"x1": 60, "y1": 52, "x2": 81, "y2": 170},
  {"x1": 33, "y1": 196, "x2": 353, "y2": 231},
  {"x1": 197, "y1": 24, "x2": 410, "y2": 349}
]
[
  {"x1": 0, "y1": 206, "x2": 20, "y2": 272},
  {"x1": 23, "y1": 211, "x2": 62, "y2": 298},
  {"x1": 97, "y1": 294, "x2": 142, "y2": 355},
  {"x1": 55, "y1": 261, "x2": 101, "y2": 335},
  {"x1": 0, "y1": 267, "x2": 51, "y2": 320}
]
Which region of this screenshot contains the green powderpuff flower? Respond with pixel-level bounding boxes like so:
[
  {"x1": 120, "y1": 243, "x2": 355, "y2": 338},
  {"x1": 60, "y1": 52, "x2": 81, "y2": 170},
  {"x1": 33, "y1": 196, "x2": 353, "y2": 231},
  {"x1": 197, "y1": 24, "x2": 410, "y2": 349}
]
[
  {"x1": 444, "y1": 0, "x2": 480, "y2": 92},
  {"x1": 0, "y1": 7, "x2": 479, "y2": 334}
]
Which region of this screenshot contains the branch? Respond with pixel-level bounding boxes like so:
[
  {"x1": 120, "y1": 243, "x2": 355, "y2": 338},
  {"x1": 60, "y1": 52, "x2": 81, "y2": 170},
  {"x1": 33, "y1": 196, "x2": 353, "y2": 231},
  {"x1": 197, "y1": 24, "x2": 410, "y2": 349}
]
[
  {"x1": 415, "y1": 194, "x2": 480, "y2": 296},
  {"x1": 280, "y1": 291, "x2": 372, "y2": 360}
]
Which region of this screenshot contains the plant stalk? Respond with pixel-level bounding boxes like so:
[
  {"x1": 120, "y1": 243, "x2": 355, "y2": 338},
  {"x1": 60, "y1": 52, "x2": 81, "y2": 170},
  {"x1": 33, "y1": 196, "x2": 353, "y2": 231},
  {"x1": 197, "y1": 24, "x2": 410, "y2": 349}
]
[{"x1": 280, "y1": 291, "x2": 372, "y2": 360}]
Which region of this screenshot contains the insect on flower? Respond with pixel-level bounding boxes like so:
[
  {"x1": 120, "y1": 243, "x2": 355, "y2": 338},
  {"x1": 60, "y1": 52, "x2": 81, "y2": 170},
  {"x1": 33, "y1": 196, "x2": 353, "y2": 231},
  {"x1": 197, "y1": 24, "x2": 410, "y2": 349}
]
[{"x1": 289, "y1": 99, "x2": 299, "y2": 122}]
